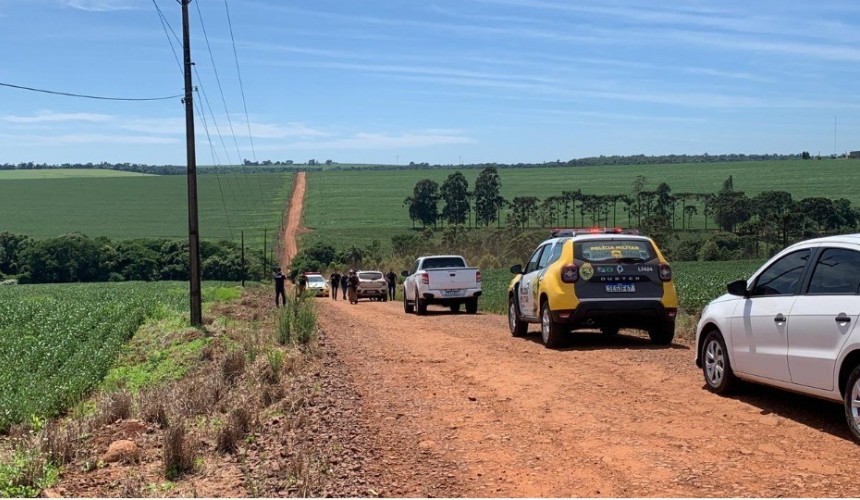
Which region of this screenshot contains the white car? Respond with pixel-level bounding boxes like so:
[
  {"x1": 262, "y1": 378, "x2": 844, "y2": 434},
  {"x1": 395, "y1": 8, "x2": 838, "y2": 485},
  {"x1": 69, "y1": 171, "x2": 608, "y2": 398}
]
[
  {"x1": 695, "y1": 234, "x2": 860, "y2": 442},
  {"x1": 356, "y1": 270, "x2": 388, "y2": 301}
]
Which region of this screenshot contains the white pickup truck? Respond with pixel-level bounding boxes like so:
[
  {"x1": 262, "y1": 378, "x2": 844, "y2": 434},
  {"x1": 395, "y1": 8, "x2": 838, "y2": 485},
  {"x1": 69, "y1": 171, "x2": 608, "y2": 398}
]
[{"x1": 401, "y1": 255, "x2": 482, "y2": 315}]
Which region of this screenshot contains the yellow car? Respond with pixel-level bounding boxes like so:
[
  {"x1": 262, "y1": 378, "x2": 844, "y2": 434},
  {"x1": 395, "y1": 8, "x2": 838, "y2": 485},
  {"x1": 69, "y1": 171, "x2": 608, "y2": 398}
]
[{"x1": 507, "y1": 228, "x2": 678, "y2": 348}]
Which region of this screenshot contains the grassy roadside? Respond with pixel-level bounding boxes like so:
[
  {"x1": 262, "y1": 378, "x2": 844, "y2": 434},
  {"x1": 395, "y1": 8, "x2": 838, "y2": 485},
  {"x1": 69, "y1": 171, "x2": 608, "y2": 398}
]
[{"x1": 0, "y1": 286, "x2": 323, "y2": 498}]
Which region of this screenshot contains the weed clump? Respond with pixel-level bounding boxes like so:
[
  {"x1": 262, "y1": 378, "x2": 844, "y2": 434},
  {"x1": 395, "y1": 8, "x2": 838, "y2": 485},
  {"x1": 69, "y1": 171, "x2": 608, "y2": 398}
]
[{"x1": 163, "y1": 420, "x2": 195, "y2": 480}]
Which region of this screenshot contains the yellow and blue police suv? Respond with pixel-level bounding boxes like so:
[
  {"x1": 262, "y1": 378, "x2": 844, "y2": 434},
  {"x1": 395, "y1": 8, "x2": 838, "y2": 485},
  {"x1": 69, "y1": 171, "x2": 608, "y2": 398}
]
[{"x1": 507, "y1": 228, "x2": 678, "y2": 348}]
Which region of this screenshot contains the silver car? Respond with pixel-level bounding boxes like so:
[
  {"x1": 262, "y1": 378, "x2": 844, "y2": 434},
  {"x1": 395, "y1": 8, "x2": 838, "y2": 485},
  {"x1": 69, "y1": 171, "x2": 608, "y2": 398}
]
[{"x1": 357, "y1": 270, "x2": 388, "y2": 301}]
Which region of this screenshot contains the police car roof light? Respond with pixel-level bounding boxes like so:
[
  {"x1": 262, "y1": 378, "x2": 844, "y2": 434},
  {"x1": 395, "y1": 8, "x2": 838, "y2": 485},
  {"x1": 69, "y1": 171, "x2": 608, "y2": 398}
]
[{"x1": 550, "y1": 227, "x2": 640, "y2": 238}]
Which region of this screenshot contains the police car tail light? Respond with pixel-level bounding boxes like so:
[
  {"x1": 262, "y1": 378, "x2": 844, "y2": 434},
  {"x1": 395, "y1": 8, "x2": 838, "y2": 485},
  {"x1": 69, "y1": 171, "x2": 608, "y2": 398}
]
[
  {"x1": 659, "y1": 263, "x2": 672, "y2": 282},
  {"x1": 561, "y1": 264, "x2": 578, "y2": 283},
  {"x1": 421, "y1": 273, "x2": 430, "y2": 285}
]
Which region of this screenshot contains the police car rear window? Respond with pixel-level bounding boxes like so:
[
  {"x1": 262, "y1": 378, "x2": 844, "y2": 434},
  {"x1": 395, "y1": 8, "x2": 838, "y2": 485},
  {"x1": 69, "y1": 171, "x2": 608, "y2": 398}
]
[
  {"x1": 576, "y1": 240, "x2": 655, "y2": 263},
  {"x1": 359, "y1": 272, "x2": 384, "y2": 280}
]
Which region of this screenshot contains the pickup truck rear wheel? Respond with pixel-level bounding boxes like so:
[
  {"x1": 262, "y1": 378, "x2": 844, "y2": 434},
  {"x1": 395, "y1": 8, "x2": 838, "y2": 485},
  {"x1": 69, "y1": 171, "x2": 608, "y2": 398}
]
[
  {"x1": 403, "y1": 293, "x2": 414, "y2": 314},
  {"x1": 465, "y1": 299, "x2": 478, "y2": 314},
  {"x1": 416, "y1": 292, "x2": 428, "y2": 315}
]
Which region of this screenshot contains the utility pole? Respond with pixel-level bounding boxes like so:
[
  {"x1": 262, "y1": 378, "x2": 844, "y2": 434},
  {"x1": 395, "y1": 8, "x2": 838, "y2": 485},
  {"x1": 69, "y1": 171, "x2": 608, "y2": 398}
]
[
  {"x1": 240, "y1": 230, "x2": 245, "y2": 287},
  {"x1": 181, "y1": 0, "x2": 202, "y2": 327}
]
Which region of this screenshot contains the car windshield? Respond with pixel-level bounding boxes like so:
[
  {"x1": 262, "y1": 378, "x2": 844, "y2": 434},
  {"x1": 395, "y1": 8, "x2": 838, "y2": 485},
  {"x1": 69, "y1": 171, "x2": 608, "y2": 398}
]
[
  {"x1": 359, "y1": 272, "x2": 383, "y2": 280},
  {"x1": 576, "y1": 240, "x2": 655, "y2": 263},
  {"x1": 306, "y1": 276, "x2": 325, "y2": 284},
  {"x1": 422, "y1": 257, "x2": 466, "y2": 269}
]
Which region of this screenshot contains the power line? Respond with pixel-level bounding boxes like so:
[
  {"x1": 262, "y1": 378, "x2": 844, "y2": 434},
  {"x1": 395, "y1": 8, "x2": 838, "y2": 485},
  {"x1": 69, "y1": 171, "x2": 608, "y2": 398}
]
[
  {"x1": 196, "y1": 1, "x2": 266, "y2": 201},
  {"x1": 151, "y1": 0, "x2": 241, "y2": 241},
  {"x1": 0, "y1": 81, "x2": 182, "y2": 101},
  {"x1": 224, "y1": 0, "x2": 258, "y2": 164}
]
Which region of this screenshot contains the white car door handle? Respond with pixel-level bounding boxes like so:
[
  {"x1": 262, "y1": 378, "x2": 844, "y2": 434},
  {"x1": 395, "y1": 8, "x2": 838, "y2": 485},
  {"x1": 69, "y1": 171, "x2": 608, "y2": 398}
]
[
  {"x1": 835, "y1": 313, "x2": 851, "y2": 324},
  {"x1": 774, "y1": 314, "x2": 787, "y2": 324}
]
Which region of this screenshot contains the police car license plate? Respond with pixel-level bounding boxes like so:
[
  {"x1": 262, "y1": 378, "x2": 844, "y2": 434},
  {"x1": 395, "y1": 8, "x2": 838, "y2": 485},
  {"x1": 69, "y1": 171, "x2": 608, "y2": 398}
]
[
  {"x1": 442, "y1": 289, "x2": 464, "y2": 297},
  {"x1": 606, "y1": 284, "x2": 636, "y2": 293}
]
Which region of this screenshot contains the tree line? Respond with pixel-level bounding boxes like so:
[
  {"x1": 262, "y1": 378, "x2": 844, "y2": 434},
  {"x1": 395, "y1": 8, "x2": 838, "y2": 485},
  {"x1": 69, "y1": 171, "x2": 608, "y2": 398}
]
[
  {"x1": 404, "y1": 168, "x2": 860, "y2": 260},
  {"x1": 0, "y1": 233, "x2": 266, "y2": 284},
  {"x1": 5, "y1": 152, "x2": 846, "y2": 176}
]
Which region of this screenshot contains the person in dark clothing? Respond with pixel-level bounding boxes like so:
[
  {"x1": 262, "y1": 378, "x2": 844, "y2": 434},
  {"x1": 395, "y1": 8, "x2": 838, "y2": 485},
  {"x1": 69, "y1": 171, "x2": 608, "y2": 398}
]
[
  {"x1": 297, "y1": 273, "x2": 307, "y2": 296},
  {"x1": 386, "y1": 270, "x2": 397, "y2": 301},
  {"x1": 340, "y1": 273, "x2": 348, "y2": 300},
  {"x1": 329, "y1": 271, "x2": 341, "y2": 300},
  {"x1": 273, "y1": 267, "x2": 287, "y2": 307},
  {"x1": 347, "y1": 269, "x2": 360, "y2": 304}
]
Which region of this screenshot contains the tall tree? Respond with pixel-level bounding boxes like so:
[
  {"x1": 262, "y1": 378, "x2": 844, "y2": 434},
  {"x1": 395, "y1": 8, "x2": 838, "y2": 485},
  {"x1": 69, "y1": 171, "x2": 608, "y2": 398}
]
[
  {"x1": 474, "y1": 167, "x2": 503, "y2": 227},
  {"x1": 404, "y1": 179, "x2": 441, "y2": 228},
  {"x1": 440, "y1": 171, "x2": 471, "y2": 226},
  {"x1": 710, "y1": 176, "x2": 751, "y2": 232}
]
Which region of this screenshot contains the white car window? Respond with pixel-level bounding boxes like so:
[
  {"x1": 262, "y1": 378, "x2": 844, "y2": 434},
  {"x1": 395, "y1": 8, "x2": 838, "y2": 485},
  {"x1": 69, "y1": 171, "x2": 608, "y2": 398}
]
[
  {"x1": 807, "y1": 248, "x2": 860, "y2": 295},
  {"x1": 751, "y1": 250, "x2": 810, "y2": 296}
]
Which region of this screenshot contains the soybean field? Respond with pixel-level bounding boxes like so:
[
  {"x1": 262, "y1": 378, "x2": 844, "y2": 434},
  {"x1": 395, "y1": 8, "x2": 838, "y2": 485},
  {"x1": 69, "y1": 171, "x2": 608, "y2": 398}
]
[
  {"x1": 0, "y1": 282, "x2": 232, "y2": 430},
  {"x1": 0, "y1": 173, "x2": 292, "y2": 244},
  {"x1": 303, "y1": 159, "x2": 860, "y2": 251}
]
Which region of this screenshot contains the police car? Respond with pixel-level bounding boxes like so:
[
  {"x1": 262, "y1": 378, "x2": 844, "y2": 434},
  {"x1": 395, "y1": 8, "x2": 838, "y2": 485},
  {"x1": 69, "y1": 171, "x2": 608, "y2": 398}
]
[{"x1": 507, "y1": 228, "x2": 678, "y2": 348}]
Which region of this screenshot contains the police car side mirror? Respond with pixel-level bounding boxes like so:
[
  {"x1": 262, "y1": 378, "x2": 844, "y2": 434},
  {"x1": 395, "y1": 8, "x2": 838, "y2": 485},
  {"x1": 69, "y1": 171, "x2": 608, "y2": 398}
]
[
  {"x1": 401, "y1": 270, "x2": 409, "y2": 277},
  {"x1": 727, "y1": 279, "x2": 749, "y2": 298},
  {"x1": 510, "y1": 264, "x2": 523, "y2": 275}
]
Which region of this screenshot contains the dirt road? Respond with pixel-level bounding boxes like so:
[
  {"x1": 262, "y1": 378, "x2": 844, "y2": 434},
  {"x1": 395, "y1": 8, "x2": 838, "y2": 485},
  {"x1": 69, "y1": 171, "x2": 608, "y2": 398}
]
[
  {"x1": 280, "y1": 171, "x2": 306, "y2": 268},
  {"x1": 317, "y1": 298, "x2": 858, "y2": 497}
]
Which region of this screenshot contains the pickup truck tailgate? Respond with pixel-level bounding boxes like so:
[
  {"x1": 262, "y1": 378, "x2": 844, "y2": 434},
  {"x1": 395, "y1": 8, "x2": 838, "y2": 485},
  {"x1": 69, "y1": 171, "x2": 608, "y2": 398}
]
[{"x1": 427, "y1": 268, "x2": 479, "y2": 290}]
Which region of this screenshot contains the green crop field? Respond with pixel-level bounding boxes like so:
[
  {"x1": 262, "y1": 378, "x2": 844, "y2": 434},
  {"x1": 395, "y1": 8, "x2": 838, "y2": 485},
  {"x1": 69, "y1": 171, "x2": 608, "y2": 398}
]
[
  {"x1": 0, "y1": 173, "x2": 291, "y2": 244},
  {"x1": 479, "y1": 260, "x2": 765, "y2": 317},
  {"x1": 0, "y1": 281, "x2": 234, "y2": 430},
  {"x1": 0, "y1": 169, "x2": 153, "y2": 180},
  {"x1": 303, "y1": 159, "x2": 860, "y2": 251}
]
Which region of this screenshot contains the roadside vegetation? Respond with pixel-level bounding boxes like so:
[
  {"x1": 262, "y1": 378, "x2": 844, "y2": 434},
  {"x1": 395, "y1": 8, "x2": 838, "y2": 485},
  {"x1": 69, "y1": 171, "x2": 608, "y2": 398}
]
[
  {"x1": 0, "y1": 285, "x2": 325, "y2": 497},
  {"x1": 0, "y1": 233, "x2": 267, "y2": 284}
]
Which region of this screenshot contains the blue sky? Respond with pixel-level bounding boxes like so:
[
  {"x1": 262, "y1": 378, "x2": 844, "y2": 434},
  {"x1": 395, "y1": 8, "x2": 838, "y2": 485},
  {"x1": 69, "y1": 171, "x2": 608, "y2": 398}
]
[{"x1": 1, "y1": 0, "x2": 859, "y2": 165}]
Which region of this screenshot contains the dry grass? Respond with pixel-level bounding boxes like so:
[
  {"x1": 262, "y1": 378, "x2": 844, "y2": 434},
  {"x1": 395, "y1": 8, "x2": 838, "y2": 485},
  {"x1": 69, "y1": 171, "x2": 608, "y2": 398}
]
[
  {"x1": 215, "y1": 408, "x2": 251, "y2": 454},
  {"x1": 163, "y1": 420, "x2": 196, "y2": 480},
  {"x1": 95, "y1": 390, "x2": 132, "y2": 426},
  {"x1": 137, "y1": 387, "x2": 170, "y2": 429},
  {"x1": 221, "y1": 351, "x2": 245, "y2": 385},
  {"x1": 39, "y1": 420, "x2": 81, "y2": 466}
]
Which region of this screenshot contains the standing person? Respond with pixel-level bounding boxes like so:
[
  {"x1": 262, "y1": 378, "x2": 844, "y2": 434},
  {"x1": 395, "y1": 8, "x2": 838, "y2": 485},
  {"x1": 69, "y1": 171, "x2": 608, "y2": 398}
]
[
  {"x1": 329, "y1": 271, "x2": 341, "y2": 300},
  {"x1": 273, "y1": 267, "x2": 287, "y2": 308},
  {"x1": 340, "y1": 273, "x2": 348, "y2": 300},
  {"x1": 386, "y1": 269, "x2": 397, "y2": 301},
  {"x1": 347, "y1": 269, "x2": 360, "y2": 304},
  {"x1": 297, "y1": 273, "x2": 307, "y2": 296}
]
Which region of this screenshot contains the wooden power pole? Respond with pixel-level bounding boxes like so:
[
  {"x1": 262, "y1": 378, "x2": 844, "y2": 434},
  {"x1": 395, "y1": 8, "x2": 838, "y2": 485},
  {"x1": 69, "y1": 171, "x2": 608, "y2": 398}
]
[{"x1": 181, "y1": 0, "x2": 202, "y2": 327}]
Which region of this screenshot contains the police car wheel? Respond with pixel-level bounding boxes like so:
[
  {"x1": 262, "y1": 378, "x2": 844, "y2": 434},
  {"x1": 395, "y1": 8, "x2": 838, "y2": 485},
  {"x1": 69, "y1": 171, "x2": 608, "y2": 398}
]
[
  {"x1": 601, "y1": 326, "x2": 620, "y2": 336},
  {"x1": 648, "y1": 321, "x2": 675, "y2": 345},
  {"x1": 540, "y1": 301, "x2": 563, "y2": 348},
  {"x1": 509, "y1": 297, "x2": 528, "y2": 337}
]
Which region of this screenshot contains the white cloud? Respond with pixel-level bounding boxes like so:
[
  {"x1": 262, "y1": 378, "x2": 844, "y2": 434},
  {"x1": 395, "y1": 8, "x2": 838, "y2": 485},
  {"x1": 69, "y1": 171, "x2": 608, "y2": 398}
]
[
  {"x1": 0, "y1": 132, "x2": 179, "y2": 146},
  {"x1": 263, "y1": 131, "x2": 475, "y2": 152},
  {"x1": 1, "y1": 111, "x2": 113, "y2": 124},
  {"x1": 60, "y1": 0, "x2": 141, "y2": 12}
]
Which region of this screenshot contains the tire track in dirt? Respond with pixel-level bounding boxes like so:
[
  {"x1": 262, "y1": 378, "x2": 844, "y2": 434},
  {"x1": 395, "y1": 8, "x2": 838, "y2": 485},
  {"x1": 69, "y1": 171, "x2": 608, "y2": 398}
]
[
  {"x1": 317, "y1": 298, "x2": 859, "y2": 497},
  {"x1": 281, "y1": 171, "x2": 306, "y2": 268}
]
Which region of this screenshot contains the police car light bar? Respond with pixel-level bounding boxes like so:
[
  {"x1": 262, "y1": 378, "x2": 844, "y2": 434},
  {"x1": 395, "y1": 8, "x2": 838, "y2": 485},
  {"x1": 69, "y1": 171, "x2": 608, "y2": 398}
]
[{"x1": 550, "y1": 227, "x2": 640, "y2": 237}]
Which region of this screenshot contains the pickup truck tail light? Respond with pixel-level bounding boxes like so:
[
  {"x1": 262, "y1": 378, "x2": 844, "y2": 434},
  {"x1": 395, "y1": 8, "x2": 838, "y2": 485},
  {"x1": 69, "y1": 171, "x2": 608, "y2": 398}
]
[
  {"x1": 476, "y1": 271, "x2": 481, "y2": 282},
  {"x1": 421, "y1": 273, "x2": 429, "y2": 285},
  {"x1": 659, "y1": 263, "x2": 672, "y2": 282},
  {"x1": 561, "y1": 264, "x2": 578, "y2": 283}
]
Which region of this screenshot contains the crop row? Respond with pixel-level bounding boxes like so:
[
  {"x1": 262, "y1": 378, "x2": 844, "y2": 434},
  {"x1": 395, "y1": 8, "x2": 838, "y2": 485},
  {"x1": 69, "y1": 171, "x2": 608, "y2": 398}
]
[{"x1": 0, "y1": 282, "x2": 219, "y2": 430}]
